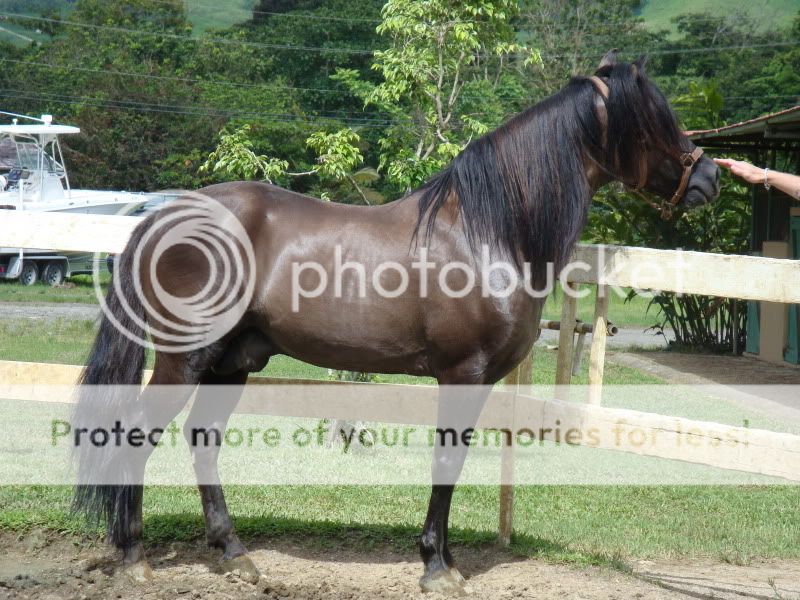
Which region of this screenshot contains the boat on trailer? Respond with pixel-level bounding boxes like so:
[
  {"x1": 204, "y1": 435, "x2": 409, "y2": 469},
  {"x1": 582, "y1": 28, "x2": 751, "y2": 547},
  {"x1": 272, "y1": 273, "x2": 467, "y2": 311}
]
[{"x1": 0, "y1": 112, "x2": 166, "y2": 285}]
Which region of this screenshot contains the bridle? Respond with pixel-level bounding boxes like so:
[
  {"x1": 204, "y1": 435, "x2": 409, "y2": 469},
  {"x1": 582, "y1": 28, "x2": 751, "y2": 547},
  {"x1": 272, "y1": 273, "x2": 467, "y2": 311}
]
[{"x1": 588, "y1": 76, "x2": 705, "y2": 220}]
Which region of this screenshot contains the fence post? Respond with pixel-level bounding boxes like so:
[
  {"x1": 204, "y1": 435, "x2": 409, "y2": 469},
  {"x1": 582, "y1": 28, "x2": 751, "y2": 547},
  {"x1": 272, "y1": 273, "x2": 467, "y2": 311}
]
[
  {"x1": 556, "y1": 282, "x2": 577, "y2": 400},
  {"x1": 498, "y1": 345, "x2": 532, "y2": 547},
  {"x1": 588, "y1": 284, "x2": 609, "y2": 405}
]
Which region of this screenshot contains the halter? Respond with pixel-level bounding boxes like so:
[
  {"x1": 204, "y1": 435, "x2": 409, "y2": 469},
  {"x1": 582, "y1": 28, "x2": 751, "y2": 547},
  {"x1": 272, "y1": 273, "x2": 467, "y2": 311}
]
[{"x1": 588, "y1": 76, "x2": 704, "y2": 220}]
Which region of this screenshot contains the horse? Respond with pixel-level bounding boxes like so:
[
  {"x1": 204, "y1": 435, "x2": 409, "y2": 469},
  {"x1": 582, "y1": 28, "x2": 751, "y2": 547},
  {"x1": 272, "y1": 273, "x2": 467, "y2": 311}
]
[{"x1": 72, "y1": 50, "x2": 720, "y2": 595}]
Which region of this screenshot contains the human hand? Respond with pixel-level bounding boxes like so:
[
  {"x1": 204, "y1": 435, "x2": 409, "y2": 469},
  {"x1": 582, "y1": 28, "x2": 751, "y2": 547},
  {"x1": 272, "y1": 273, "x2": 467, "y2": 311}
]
[{"x1": 713, "y1": 158, "x2": 766, "y2": 185}]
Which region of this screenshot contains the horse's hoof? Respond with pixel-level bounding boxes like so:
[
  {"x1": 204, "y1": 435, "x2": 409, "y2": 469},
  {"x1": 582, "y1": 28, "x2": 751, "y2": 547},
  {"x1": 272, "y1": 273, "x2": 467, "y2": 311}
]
[
  {"x1": 123, "y1": 560, "x2": 154, "y2": 583},
  {"x1": 420, "y1": 568, "x2": 469, "y2": 596},
  {"x1": 222, "y1": 554, "x2": 261, "y2": 584}
]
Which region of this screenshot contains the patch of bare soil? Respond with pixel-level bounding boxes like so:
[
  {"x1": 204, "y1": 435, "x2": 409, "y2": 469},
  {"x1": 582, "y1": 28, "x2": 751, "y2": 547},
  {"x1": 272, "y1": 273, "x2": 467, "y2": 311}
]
[
  {"x1": 632, "y1": 558, "x2": 800, "y2": 600},
  {"x1": 1, "y1": 530, "x2": 798, "y2": 600}
]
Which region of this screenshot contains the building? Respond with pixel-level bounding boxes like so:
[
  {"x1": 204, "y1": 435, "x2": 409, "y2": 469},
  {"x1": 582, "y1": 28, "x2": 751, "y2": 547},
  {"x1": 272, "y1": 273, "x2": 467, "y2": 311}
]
[{"x1": 688, "y1": 106, "x2": 800, "y2": 365}]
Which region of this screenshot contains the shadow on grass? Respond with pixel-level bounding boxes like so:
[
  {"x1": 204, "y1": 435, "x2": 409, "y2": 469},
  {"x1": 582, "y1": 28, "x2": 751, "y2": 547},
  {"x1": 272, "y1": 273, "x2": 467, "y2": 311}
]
[{"x1": 132, "y1": 512, "x2": 618, "y2": 577}]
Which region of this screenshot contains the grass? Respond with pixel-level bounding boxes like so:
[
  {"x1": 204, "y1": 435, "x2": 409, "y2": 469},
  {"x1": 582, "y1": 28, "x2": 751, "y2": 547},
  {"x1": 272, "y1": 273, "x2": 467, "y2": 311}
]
[
  {"x1": 540, "y1": 284, "x2": 659, "y2": 329},
  {"x1": 636, "y1": 0, "x2": 799, "y2": 33},
  {"x1": 0, "y1": 484, "x2": 797, "y2": 564},
  {"x1": 0, "y1": 275, "x2": 108, "y2": 304}
]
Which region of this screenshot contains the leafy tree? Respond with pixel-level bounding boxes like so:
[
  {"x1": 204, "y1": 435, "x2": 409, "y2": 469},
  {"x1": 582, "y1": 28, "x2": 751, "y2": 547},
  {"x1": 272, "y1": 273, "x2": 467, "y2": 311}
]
[
  {"x1": 334, "y1": 0, "x2": 540, "y2": 191},
  {"x1": 201, "y1": 124, "x2": 375, "y2": 203},
  {"x1": 245, "y1": 0, "x2": 384, "y2": 111},
  {"x1": 200, "y1": 124, "x2": 290, "y2": 182},
  {"x1": 672, "y1": 81, "x2": 724, "y2": 130}
]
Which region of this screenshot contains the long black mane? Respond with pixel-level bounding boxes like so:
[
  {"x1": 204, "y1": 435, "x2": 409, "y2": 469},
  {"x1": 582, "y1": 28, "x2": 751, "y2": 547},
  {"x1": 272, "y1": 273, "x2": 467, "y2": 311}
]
[{"x1": 414, "y1": 61, "x2": 685, "y2": 269}]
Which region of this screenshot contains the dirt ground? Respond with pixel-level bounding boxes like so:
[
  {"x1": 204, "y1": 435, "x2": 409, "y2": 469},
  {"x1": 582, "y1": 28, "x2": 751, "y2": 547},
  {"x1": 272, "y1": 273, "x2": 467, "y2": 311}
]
[{"x1": 1, "y1": 531, "x2": 799, "y2": 600}]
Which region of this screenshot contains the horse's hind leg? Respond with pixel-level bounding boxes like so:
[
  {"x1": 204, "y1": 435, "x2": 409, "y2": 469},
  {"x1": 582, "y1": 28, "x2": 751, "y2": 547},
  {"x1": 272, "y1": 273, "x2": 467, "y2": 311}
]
[
  {"x1": 184, "y1": 370, "x2": 259, "y2": 583},
  {"x1": 113, "y1": 353, "x2": 200, "y2": 581}
]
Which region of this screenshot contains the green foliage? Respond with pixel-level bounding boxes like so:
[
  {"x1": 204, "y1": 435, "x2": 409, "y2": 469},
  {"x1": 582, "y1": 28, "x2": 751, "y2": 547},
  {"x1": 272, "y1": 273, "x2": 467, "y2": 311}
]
[
  {"x1": 672, "y1": 81, "x2": 724, "y2": 130},
  {"x1": 246, "y1": 0, "x2": 383, "y2": 104},
  {"x1": 587, "y1": 181, "x2": 751, "y2": 352},
  {"x1": 201, "y1": 125, "x2": 289, "y2": 182},
  {"x1": 202, "y1": 124, "x2": 373, "y2": 204},
  {"x1": 335, "y1": 0, "x2": 539, "y2": 190},
  {"x1": 306, "y1": 129, "x2": 363, "y2": 180},
  {"x1": 652, "y1": 11, "x2": 800, "y2": 123}
]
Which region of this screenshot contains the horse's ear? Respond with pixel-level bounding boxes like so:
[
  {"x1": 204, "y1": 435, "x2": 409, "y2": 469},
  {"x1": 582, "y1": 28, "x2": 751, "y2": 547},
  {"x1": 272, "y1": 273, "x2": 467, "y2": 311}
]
[
  {"x1": 597, "y1": 48, "x2": 619, "y2": 71},
  {"x1": 633, "y1": 54, "x2": 648, "y2": 75}
]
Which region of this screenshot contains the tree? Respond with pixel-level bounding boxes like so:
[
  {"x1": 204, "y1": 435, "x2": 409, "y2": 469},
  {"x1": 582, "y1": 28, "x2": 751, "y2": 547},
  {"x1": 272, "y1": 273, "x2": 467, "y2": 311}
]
[
  {"x1": 245, "y1": 0, "x2": 384, "y2": 112},
  {"x1": 201, "y1": 124, "x2": 375, "y2": 204},
  {"x1": 333, "y1": 0, "x2": 540, "y2": 191}
]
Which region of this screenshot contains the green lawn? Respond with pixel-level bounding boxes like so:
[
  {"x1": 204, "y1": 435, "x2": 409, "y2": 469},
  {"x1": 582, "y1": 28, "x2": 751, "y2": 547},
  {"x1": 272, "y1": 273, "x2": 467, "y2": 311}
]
[
  {"x1": 0, "y1": 484, "x2": 797, "y2": 565},
  {"x1": 540, "y1": 284, "x2": 659, "y2": 329},
  {"x1": 0, "y1": 275, "x2": 108, "y2": 304}
]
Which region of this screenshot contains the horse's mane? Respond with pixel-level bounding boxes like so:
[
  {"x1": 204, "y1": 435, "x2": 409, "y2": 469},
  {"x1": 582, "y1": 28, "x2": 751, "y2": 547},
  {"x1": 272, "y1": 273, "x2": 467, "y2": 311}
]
[{"x1": 413, "y1": 61, "x2": 685, "y2": 269}]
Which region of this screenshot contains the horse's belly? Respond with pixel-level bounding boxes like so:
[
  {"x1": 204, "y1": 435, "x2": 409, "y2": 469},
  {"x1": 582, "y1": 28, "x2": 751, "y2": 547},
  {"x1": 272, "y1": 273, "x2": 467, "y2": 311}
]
[{"x1": 261, "y1": 297, "x2": 431, "y2": 375}]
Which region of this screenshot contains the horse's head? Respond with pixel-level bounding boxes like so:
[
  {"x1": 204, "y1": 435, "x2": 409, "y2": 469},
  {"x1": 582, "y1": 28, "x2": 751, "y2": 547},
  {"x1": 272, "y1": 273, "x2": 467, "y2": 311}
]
[{"x1": 591, "y1": 49, "x2": 720, "y2": 217}]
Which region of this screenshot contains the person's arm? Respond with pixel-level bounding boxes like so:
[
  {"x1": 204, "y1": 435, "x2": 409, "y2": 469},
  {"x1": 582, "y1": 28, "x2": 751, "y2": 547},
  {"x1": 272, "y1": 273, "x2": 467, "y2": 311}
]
[{"x1": 714, "y1": 158, "x2": 800, "y2": 200}]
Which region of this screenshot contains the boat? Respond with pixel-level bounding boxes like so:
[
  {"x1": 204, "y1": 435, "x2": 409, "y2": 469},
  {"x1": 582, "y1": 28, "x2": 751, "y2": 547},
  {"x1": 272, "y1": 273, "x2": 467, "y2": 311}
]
[{"x1": 0, "y1": 112, "x2": 168, "y2": 285}]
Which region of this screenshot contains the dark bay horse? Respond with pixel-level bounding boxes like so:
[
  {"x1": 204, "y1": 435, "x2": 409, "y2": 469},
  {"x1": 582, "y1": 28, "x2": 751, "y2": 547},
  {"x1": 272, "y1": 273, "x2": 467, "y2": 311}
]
[{"x1": 73, "y1": 51, "x2": 719, "y2": 594}]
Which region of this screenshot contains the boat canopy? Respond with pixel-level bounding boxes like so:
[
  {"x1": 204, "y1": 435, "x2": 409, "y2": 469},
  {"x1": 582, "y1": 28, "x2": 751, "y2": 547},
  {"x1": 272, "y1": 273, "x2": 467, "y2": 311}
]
[{"x1": 0, "y1": 124, "x2": 80, "y2": 136}]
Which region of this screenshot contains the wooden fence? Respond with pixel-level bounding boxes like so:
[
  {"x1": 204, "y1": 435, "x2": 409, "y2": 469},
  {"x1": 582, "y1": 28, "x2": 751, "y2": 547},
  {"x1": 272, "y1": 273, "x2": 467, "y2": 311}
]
[{"x1": 2, "y1": 210, "x2": 800, "y2": 544}]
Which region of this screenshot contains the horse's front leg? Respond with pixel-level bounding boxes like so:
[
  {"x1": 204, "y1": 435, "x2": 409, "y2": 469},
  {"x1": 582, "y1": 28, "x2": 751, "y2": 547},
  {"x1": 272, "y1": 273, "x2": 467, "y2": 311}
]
[
  {"x1": 419, "y1": 375, "x2": 490, "y2": 595},
  {"x1": 183, "y1": 370, "x2": 260, "y2": 583}
]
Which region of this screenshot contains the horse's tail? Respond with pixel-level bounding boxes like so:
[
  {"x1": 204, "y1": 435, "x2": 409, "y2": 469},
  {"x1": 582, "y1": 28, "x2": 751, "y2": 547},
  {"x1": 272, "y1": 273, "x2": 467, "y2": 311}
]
[{"x1": 72, "y1": 219, "x2": 149, "y2": 544}]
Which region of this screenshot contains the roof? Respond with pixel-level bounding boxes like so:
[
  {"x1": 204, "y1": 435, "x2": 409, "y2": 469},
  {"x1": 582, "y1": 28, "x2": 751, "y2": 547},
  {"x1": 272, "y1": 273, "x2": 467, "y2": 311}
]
[
  {"x1": 686, "y1": 105, "x2": 800, "y2": 152},
  {"x1": 0, "y1": 124, "x2": 80, "y2": 136}
]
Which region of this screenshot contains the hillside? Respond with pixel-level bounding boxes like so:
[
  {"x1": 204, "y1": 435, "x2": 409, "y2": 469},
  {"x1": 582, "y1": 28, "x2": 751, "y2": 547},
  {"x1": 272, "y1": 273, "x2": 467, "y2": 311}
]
[
  {"x1": 0, "y1": 0, "x2": 257, "y2": 45},
  {"x1": 1, "y1": 0, "x2": 798, "y2": 47},
  {"x1": 181, "y1": 0, "x2": 256, "y2": 33},
  {"x1": 636, "y1": 0, "x2": 799, "y2": 32}
]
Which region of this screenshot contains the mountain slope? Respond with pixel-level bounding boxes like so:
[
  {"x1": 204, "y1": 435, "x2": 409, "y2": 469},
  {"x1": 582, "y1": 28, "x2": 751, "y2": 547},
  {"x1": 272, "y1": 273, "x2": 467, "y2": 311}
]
[{"x1": 636, "y1": 0, "x2": 799, "y2": 32}]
